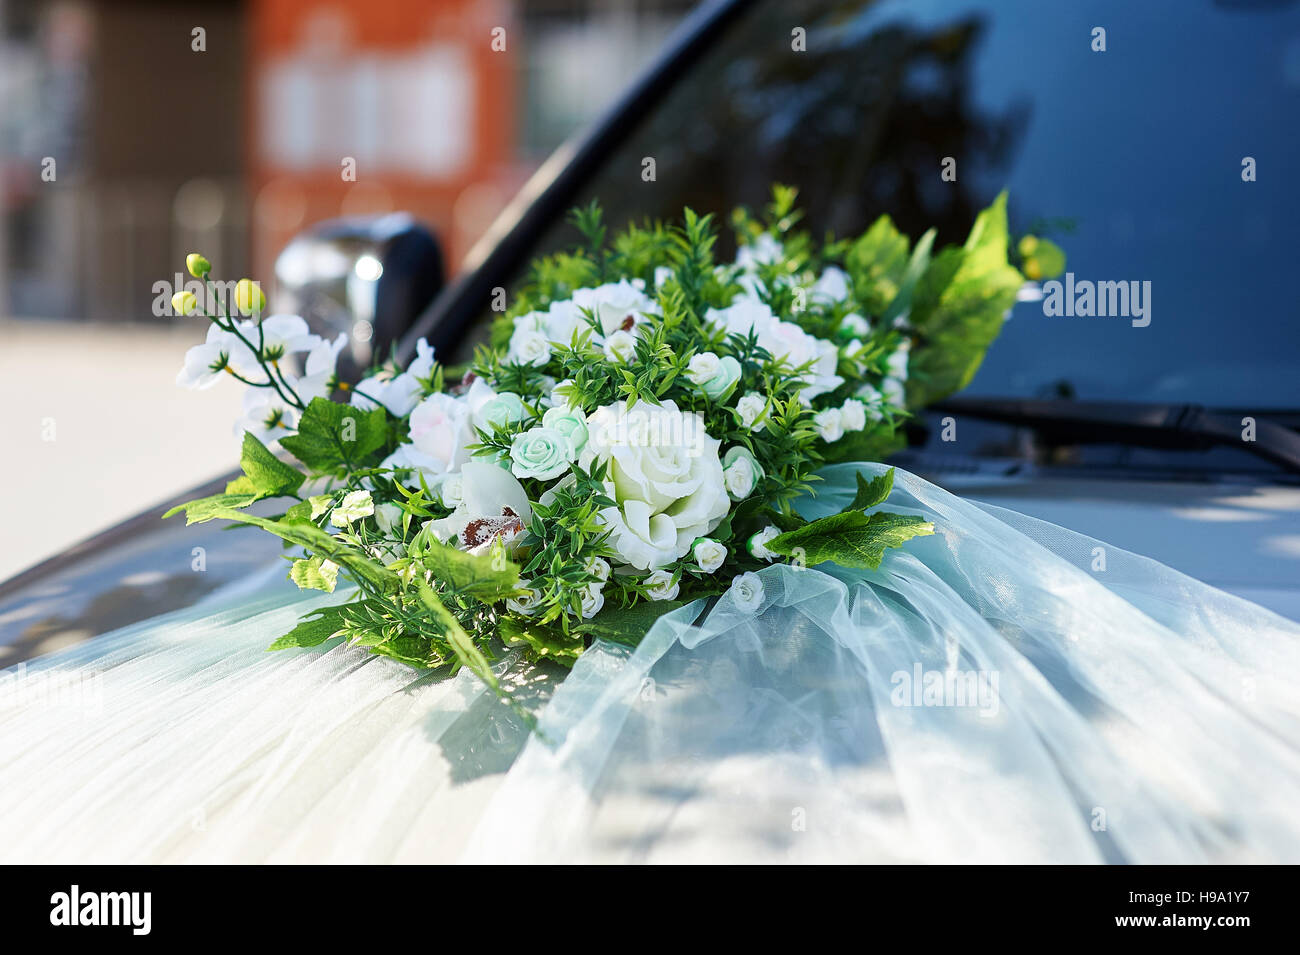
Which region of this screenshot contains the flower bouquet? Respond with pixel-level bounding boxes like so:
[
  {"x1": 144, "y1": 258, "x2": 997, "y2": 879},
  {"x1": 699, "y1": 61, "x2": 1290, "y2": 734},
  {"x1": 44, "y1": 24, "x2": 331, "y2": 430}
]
[{"x1": 167, "y1": 186, "x2": 1058, "y2": 705}]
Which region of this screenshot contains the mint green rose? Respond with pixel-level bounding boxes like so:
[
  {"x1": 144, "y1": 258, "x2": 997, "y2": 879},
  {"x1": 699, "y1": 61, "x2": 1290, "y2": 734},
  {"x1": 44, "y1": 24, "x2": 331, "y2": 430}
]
[
  {"x1": 477, "y1": 391, "x2": 528, "y2": 428},
  {"x1": 542, "y1": 406, "x2": 589, "y2": 454},
  {"x1": 510, "y1": 426, "x2": 576, "y2": 481},
  {"x1": 686, "y1": 352, "x2": 742, "y2": 401}
]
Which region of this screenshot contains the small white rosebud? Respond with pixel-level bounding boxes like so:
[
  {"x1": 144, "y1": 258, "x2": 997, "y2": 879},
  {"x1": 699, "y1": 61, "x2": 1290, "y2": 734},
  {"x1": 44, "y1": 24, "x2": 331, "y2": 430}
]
[
  {"x1": 644, "y1": 569, "x2": 680, "y2": 601},
  {"x1": 507, "y1": 578, "x2": 543, "y2": 615},
  {"x1": 840, "y1": 398, "x2": 867, "y2": 432},
  {"x1": 749, "y1": 525, "x2": 781, "y2": 561},
  {"x1": 730, "y1": 571, "x2": 765, "y2": 613},
  {"x1": 585, "y1": 555, "x2": 611, "y2": 582},
  {"x1": 735, "y1": 392, "x2": 768, "y2": 432},
  {"x1": 814, "y1": 407, "x2": 845, "y2": 443},
  {"x1": 580, "y1": 582, "x2": 606, "y2": 618},
  {"x1": 686, "y1": 352, "x2": 722, "y2": 385},
  {"x1": 841, "y1": 312, "x2": 870, "y2": 337},
  {"x1": 692, "y1": 538, "x2": 727, "y2": 573}
]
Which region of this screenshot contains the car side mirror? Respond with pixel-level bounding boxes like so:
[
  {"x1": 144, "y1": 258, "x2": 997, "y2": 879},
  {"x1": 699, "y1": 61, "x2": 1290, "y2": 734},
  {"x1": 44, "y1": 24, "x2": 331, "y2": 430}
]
[{"x1": 273, "y1": 213, "x2": 444, "y2": 381}]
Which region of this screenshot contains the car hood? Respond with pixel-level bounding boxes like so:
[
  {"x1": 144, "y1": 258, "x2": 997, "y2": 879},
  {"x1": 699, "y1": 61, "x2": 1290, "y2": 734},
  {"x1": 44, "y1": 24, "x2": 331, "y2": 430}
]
[
  {"x1": 3, "y1": 469, "x2": 1298, "y2": 665},
  {"x1": 929, "y1": 471, "x2": 1300, "y2": 623}
]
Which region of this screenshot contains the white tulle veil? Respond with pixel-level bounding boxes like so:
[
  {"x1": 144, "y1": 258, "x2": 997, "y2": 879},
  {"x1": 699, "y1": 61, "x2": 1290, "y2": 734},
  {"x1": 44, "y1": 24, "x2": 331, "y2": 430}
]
[{"x1": 3, "y1": 464, "x2": 1299, "y2": 863}]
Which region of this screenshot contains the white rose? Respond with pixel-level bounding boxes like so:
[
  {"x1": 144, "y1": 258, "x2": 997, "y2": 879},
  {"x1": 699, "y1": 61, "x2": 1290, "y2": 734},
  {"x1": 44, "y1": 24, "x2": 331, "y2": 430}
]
[
  {"x1": 507, "y1": 579, "x2": 542, "y2": 616},
  {"x1": 887, "y1": 339, "x2": 911, "y2": 381},
  {"x1": 705, "y1": 300, "x2": 843, "y2": 402},
  {"x1": 841, "y1": 313, "x2": 870, "y2": 337},
  {"x1": 855, "y1": 384, "x2": 886, "y2": 422},
  {"x1": 585, "y1": 556, "x2": 611, "y2": 582},
  {"x1": 735, "y1": 233, "x2": 783, "y2": 270},
  {"x1": 735, "y1": 392, "x2": 768, "y2": 432},
  {"x1": 814, "y1": 407, "x2": 845, "y2": 443},
  {"x1": 603, "y1": 329, "x2": 638, "y2": 363},
  {"x1": 643, "y1": 569, "x2": 680, "y2": 601},
  {"x1": 811, "y1": 265, "x2": 851, "y2": 303},
  {"x1": 437, "y1": 472, "x2": 465, "y2": 508},
  {"x1": 509, "y1": 327, "x2": 552, "y2": 367},
  {"x1": 730, "y1": 572, "x2": 765, "y2": 613},
  {"x1": 722, "y1": 446, "x2": 764, "y2": 501},
  {"x1": 374, "y1": 502, "x2": 404, "y2": 536},
  {"x1": 749, "y1": 525, "x2": 781, "y2": 561},
  {"x1": 549, "y1": 379, "x2": 578, "y2": 408},
  {"x1": 408, "y1": 392, "x2": 473, "y2": 475},
  {"x1": 686, "y1": 352, "x2": 721, "y2": 385},
  {"x1": 580, "y1": 399, "x2": 730, "y2": 570},
  {"x1": 572, "y1": 280, "x2": 659, "y2": 336},
  {"x1": 881, "y1": 377, "x2": 906, "y2": 409},
  {"x1": 840, "y1": 398, "x2": 867, "y2": 432},
  {"x1": 580, "y1": 582, "x2": 606, "y2": 618},
  {"x1": 692, "y1": 538, "x2": 727, "y2": 573}
]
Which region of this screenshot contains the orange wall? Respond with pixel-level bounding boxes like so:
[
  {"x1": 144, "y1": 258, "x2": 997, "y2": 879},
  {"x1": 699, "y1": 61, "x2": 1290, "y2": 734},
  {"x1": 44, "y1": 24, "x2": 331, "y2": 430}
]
[{"x1": 247, "y1": 0, "x2": 520, "y2": 278}]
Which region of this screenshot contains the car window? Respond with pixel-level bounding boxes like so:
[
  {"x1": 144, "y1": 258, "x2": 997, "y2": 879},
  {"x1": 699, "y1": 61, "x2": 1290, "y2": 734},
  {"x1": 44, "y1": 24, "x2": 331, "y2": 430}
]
[{"x1": 481, "y1": 0, "x2": 1300, "y2": 410}]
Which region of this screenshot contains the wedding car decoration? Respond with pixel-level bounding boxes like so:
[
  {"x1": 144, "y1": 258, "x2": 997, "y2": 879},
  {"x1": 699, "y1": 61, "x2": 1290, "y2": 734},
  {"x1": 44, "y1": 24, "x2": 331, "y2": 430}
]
[{"x1": 166, "y1": 187, "x2": 1062, "y2": 702}]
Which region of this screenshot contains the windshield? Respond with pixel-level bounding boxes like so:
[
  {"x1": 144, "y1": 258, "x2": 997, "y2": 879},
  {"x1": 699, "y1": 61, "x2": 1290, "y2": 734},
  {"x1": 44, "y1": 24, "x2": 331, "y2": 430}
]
[{"x1": 483, "y1": 0, "x2": 1300, "y2": 411}]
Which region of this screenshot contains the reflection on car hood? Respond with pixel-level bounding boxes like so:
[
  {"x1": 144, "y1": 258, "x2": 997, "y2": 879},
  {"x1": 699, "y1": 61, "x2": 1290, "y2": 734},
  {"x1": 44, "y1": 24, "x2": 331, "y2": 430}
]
[{"x1": 928, "y1": 471, "x2": 1300, "y2": 623}]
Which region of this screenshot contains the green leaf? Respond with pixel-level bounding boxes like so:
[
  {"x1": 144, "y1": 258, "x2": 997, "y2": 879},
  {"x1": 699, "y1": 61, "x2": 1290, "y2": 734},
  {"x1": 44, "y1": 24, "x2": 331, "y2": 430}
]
[
  {"x1": 849, "y1": 468, "x2": 895, "y2": 511},
  {"x1": 267, "y1": 604, "x2": 350, "y2": 650},
  {"x1": 820, "y1": 426, "x2": 907, "y2": 467},
  {"x1": 419, "y1": 537, "x2": 520, "y2": 601},
  {"x1": 279, "y1": 397, "x2": 388, "y2": 474},
  {"x1": 163, "y1": 492, "x2": 257, "y2": 524},
  {"x1": 499, "y1": 616, "x2": 584, "y2": 665},
  {"x1": 846, "y1": 215, "x2": 911, "y2": 316},
  {"x1": 578, "y1": 599, "x2": 689, "y2": 647},
  {"x1": 239, "y1": 431, "x2": 305, "y2": 497},
  {"x1": 882, "y1": 227, "x2": 935, "y2": 323},
  {"x1": 766, "y1": 509, "x2": 934, "y2": 570},
  {"x1": 415, "y1": 581, "x2": 499, "y2": 691},
  {"x1": 369, "y1": 635, "x2": 433, "y2": 668},
  {"x1": 199, "y1": 506, "x2": 397, "y2": 591},
  {"x1": 907, "y1": 191, "x2": 1024, "y2": 406},
  {"x1": 290, "y1": 555, "x2": 339, "y2": 592}
]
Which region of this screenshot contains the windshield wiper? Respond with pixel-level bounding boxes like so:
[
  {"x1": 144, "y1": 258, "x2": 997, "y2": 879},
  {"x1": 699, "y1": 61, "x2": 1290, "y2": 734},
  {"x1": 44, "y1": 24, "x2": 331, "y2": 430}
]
[{"x1": 931, "y1": 397, "x2": 1300, "y2": 476}]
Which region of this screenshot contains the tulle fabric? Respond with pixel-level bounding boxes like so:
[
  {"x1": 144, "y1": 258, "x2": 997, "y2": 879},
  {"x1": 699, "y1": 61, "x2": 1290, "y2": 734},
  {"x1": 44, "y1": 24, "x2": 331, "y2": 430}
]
[{"x1": 3, "y1": 464, "x2": 1300, "y2": 863}]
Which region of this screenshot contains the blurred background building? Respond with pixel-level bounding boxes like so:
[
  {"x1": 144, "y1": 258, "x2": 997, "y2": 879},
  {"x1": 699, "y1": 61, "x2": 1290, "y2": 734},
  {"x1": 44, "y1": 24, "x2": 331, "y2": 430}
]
[
  {"x1": 0, "y1": 0, "x2": 691, "y2": 582},
  {"x1": 0, "y1": 0, "x2": 691, "y2": 324}
]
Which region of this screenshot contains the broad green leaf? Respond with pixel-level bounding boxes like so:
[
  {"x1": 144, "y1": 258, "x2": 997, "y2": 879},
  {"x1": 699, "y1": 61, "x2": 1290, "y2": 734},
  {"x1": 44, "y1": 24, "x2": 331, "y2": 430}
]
[
  {"x1": 820, "y1": 425, "x2": 907, "y2": 466},
  {"x1": 279, "y1": 397, "x2": 388, "y2": 474},
  {"x1": 419, "y1": 537, "x2": 520, "y2": 601},
  {"x1": 766, "y1": 509, "x2": 934, "y2": 570},
  {"x1": 849, "y1": 468, "x2": 895, "y2": 511},
  {"x1": 907, "y1": 192, "x2": 1024, "y2": 406},
  {"x1": 578, "y1": 599, "x2": 689, "y2": 647},
  {"x1": 163, "y1": 492, "x2": 257, "y2": 524},
  {"x1": 499, "y1": 616, "x2": 584, "y2": 665},
  {"x1": 415, "y1": 581, "x2": 499, "y2": 691},
  {"x1": 882, "y1": 227, "x2": 936, "y2": 323},
  {"x1": 290, "y1": 555, "x2": 338, "y2": 592},
  {"x1": 267, "y1": 604, "x2": 350, "y2": 650},
  {"x1": 239, "y1": 431, "x2": 305, "y2": 497},
  {"x1": 846, "y1": 215, "x2": 911, "y2": 316}
]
